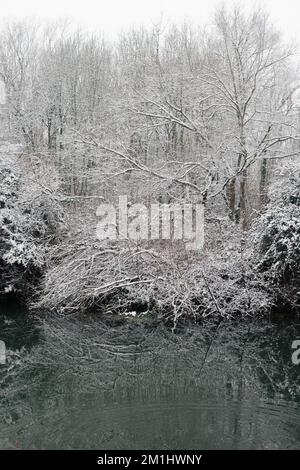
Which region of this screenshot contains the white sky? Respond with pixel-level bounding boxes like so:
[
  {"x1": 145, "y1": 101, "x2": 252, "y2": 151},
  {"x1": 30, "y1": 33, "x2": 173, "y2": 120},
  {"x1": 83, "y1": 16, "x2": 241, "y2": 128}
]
[{"x1": 0, "y1": 0, "x2": 300, "y2": 44}]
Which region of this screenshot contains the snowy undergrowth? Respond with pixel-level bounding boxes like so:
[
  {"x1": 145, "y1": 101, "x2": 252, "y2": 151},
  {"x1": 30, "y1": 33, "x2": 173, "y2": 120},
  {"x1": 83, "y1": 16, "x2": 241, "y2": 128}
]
[
  {"x1": 250, "y1": 166, "x2": 300, "y2": 312},
  {"x1": 0, "y1": 147, "x2": 64, "y2": 295}
]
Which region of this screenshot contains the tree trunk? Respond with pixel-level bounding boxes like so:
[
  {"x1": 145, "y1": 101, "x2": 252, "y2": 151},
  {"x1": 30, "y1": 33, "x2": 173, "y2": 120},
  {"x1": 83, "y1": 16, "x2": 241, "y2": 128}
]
[
  {"x1": 226, "y1": 177, "x2": 236, "y2": 221},
  {"x1": 259, "y1": 157, "x2": 268, "y2": 209},
  {"x1": 239, "y1": 169, "x2": 248, "y2": 230}
]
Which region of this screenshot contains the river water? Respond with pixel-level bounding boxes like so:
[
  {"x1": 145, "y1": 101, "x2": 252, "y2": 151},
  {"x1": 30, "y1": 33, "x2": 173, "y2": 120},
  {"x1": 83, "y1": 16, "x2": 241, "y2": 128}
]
[{"x1": 0, "y1": 297, "x2": 299, "y2": 450}]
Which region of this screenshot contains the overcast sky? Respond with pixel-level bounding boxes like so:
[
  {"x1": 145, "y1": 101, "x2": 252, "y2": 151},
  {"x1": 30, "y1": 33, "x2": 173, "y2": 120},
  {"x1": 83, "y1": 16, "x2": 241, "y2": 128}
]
[{"x1": 0, "y1": 0, "x2": 300, "y2": 44}]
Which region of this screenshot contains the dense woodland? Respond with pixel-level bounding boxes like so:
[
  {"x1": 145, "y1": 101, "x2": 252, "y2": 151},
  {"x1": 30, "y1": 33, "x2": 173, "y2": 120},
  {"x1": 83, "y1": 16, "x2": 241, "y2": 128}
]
[{"x1": 1, "y1": 5, "x2": 300, "y2": 324}]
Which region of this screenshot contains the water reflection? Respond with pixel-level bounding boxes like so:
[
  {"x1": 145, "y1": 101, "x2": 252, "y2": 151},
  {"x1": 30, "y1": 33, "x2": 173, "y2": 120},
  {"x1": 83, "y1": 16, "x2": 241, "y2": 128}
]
[{"x1": 0, "y1": 307, "x2": 299, "y2": 449}]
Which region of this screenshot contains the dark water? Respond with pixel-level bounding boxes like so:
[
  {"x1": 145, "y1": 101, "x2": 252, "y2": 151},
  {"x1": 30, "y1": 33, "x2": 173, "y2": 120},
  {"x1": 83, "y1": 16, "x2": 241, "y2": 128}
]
[{"x1": 0, "y1": 298, "x2": 300, "y2": 450}]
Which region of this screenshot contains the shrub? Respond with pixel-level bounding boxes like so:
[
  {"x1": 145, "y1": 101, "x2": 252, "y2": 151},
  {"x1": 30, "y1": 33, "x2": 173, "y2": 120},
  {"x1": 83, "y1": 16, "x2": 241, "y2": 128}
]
[
  {"x1": 0, "y1": 157, "x2": 64, "y2": 295},
  {"x1": 250, "y1": 168, "x2": 300, "y2": 310}
]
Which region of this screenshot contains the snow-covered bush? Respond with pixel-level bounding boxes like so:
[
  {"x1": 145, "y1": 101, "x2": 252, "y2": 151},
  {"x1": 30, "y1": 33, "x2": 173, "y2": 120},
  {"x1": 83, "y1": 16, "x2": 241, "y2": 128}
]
[
  {"x1": 0, "y1": 156, "x2": 65, "y2": 295},
  {"x1": 251, "y1": 167, "x2": 300, "y2": 309},
  {"x1": 255, "y1": 206, "x2": 300, "y2": 284}
]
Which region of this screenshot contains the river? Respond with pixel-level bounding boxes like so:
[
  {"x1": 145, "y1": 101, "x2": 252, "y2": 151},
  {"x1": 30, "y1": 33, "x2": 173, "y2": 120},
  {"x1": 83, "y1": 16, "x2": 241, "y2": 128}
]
[{"x1": 0, "y1": 297, "x2": 299, "y2": 450}]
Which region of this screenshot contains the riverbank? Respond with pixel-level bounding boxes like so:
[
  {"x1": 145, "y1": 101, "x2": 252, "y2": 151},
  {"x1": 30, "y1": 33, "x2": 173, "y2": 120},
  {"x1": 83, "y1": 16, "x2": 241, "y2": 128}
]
[
  {"x1": 32, "y1": 228, "x2": 272, "y2": 324},
  {"x1": 1, "y1": 144, "x2": 300, "y2": 324}
]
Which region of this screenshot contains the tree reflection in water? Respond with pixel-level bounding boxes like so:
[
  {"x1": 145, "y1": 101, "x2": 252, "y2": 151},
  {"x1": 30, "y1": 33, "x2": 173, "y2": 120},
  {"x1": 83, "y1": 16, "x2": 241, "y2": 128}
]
[{"x1": 0, "y1": 312, "x2": 299, "y2": 449}]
